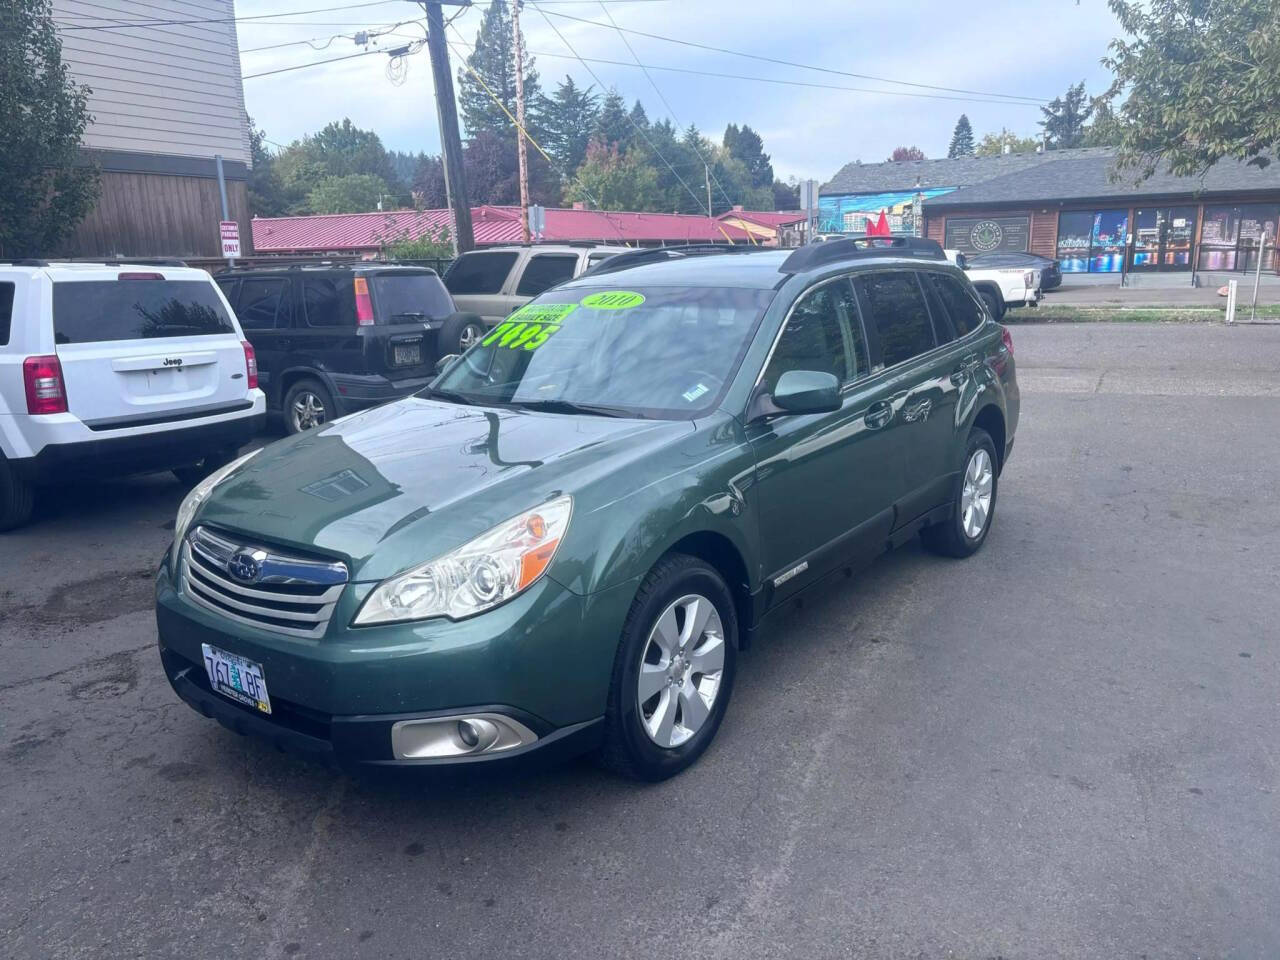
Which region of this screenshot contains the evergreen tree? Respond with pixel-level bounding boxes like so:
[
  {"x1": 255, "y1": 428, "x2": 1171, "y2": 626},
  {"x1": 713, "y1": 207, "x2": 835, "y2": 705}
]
[
  {"x1": 308, "y1": 119, "x2": 403, "y2": 189},
  {"x1": 1083, "y1": 98, "x2": 1125, "y2": 147},
  {"x1": 723, "y1": 123, "x2": 774, "y2": 189},
  {"x1": 457, "y1": 0, "x2": 541, "y2": 141},
  {"x1": 1039, "y1": 81, "x2": 1093, "y2": 149},
  {"x1": 592, "y1": 89, "x2": 631, "y2": 149},
  {"x1": 772, "y1": 178, "x2": 800, "y2": 210},
  {"x1": 247, "y1": 118, "x2": 288, "y2": 217},
  {"x1": 0, "y1": 0, "x2": 99, "y2": 256},
  {"x1": 628, "y1": 100, "x2": 650, "y2": 133},
  {"x1": 541, "y1": 75, "x2": 599, "y2": 174},
  {"x1": 948, "y1": 114, "x2": 975, "y2": 158},
  {"x1": 411, "y1": 155, "x2": 448, "y2": 208},
  {"x1": 567, "y1": 140, "x2": 659, "y2": 211}
]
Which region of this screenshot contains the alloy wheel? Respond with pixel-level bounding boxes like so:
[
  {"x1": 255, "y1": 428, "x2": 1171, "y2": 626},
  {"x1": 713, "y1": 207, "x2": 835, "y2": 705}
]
[
  {"x1": 292, "y1": 392, "x2": 327, "y2": 431},
  {"x1": 458, "y1": 323, "x2": 484, "y2": 351},
  {"x1": 961, "y1": 448, "x2": 994, "y2": 539},
  {"x1": 637, "y1": 593, "x2": 726, "y2": 748}
]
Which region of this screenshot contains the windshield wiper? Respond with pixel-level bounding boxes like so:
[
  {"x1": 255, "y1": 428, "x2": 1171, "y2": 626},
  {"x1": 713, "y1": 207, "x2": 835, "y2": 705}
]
[
  {"x1": 423, "y1": 386, "x2": 475, "y2": 406},
  {"x1": 390, "y1": 311, "x2": 428, "y2": 322},
  {"x1": 511, "y1": 399, "x2": 638, "y2": 419}
]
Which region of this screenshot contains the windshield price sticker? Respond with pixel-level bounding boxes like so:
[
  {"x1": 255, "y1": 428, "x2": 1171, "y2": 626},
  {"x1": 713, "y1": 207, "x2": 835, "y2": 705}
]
[
  {"x1": 483, "y1": 304, "x2": 577, "y2": 351},
  {"x1": 581, "y1": 291, "x2": 646, "y2": 310}
]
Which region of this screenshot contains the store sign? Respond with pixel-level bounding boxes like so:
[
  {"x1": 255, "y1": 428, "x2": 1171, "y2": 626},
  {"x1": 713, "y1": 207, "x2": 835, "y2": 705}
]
[{"x1": 944, "y1": 216, "x2": 1031, "y2": 253}]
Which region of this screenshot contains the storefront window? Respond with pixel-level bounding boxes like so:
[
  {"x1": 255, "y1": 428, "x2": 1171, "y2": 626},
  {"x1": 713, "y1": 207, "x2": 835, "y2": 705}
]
[
  {"x1": 1056, "y1": 210, "x2": 1128, "y2": 273},
  {"x1": 1056, "y1": 211, "x2": 1093, "y2": 273},
  {"x1": 1198, "y1": 204, "x2": 1279, "y2": 272}
]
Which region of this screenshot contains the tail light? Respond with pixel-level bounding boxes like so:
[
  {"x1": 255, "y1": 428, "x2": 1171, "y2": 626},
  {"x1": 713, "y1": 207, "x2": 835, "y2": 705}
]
[
  {"x1": 1001, "y1": 327, "x2": 1014, "y2": 356},
  {"x1": 1024, "y1": 270, "x2": 1037, "y2": 287},
  {"x1": 117, "y1": 272, "x2": 164, "y2": 281},
  {"x1": 242, "y1": 340, "x2": 259, "y2": 390},
  {"x1": 23, "y1": 355, "x2": 68, "y2": 414},
  {"x1": 353, "y1": 276, "x2": 375, "y2": 326}
]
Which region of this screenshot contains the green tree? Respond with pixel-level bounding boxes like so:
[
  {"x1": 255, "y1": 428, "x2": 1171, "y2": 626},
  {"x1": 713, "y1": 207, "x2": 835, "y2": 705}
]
[
  {"x1": 247, "y1": 118, "x2": 288, "y2": 217},
  {"x1": 307, "y1": 174, "x2": 391, "y2": 214},
  {"x1": 0, "y1": 0, "x2": 99, "y2": 257},
  {"x1": 723, "y1": 123, "x2": 775, "y2": 188},
  {"x1": 772, "y1": 178, "x2": 800, "y2": 210},
  {"x1": 889, "y1": 145, "x2": 927, "y2": 162},
  {"x1": 592, "y1": 90, "x2": 632, "y2": 150},
  {"x1": 1083, "y1": 99, "x2": 1125, "y2": 147},
  {"x1": 457, "y1": 0, "x2": 541, "y2": 141},
  {"x1": 948, "y1": 114, "x2": 975, "y2": 158},
  {"x1": 411, "y1": 154, "x2": 448, "y2": 208},
  {"x1": 628, "y1": 100, "x2": 650, "y2": 134},
  {"x1": 463, "y1": 129, "x2": 560, "y2": 206},
  {"x1": 1039, "y1": 81, "x2": 1093, "y2": 149},
  {"x1": 541, "y1": 75, "x2": 599, "y2": 173},
  {"x1": 309, "y1": 118, "x2": 402, "y2": 187},
  {"x1": 1103, "y1": 0, "x2": 1280, "y2": 176},
  {"x1": 567, "y1": 140, "x2": 658, "y2": 211},
  {"x1": 379, "y1": 220, "x2": 452, "y2": 259},
  {"x1": 975, "y1": 128, "x2": 1041, "y2": 157}
]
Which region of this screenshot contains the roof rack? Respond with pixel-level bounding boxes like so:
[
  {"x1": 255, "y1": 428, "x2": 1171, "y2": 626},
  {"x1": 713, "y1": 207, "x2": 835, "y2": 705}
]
[
  {"x1": 579, "y1": 243, "x2": 764, "y2": 278},
  {"x1": 65, "y1": 256, "x2": 190, "y2": 267},
  {"x1": 0, "y1": 258, "x2": 51, "y2": 266},
  {"x1": 780, "y1": 236, "x2": 946, "y2": 273}
]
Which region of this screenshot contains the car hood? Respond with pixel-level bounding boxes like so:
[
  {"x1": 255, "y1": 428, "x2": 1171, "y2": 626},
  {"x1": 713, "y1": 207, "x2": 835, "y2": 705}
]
[{"x1": 195, "y1": 396, "x2": 690, "y2": 581}]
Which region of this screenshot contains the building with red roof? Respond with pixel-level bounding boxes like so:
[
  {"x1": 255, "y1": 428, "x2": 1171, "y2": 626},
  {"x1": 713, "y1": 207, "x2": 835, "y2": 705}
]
[
  {"x1": 251, "y1": 204, "x2": 759, "y2": 256},
  {"x1": 717, "y1": 207, "x2": 807, "y2": 246}
]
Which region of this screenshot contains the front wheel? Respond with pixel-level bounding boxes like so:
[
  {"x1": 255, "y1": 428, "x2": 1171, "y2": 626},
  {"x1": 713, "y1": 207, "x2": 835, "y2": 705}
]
[
  {"x1": 922, "y1": 427, "x2": 998, "y2": 558},
  {"x1": 598, "y1": 554, "x2": 738, "y2": 781}
]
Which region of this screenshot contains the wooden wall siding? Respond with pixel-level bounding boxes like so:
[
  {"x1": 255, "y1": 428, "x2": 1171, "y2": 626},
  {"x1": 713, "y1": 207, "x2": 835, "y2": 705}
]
[
  {"x1": 925, "y1": 217, "x2": 945, "y2": 244},
  {"x1": 63, "y1": 172, "x2": 253, "y2": 259},
  {"x1": 1030, "y1": 210, "x2": 1059, "y2": 258},
  {"x1": 53, "y1": 0, "x2": 250, "y2": 164}
]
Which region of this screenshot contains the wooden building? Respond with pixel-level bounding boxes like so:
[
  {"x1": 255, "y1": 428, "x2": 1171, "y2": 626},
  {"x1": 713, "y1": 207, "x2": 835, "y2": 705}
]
[{"x1": 52, "y1": 0, "x2": 253, "y2": 259}]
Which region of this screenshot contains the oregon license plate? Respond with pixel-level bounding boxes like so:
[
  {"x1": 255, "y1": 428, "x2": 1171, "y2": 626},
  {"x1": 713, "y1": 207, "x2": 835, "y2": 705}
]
[
  {"x1": 394, "y1": 343, "x2": 421, "y2": 365},
  {"x1": 201, "y1": 643, "x2": 272, "y2": 714}
]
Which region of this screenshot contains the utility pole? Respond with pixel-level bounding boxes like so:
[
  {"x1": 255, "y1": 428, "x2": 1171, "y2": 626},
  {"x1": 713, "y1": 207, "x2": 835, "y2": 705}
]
[
  {"x1": 422, "y1": 1, "x2": 475, "y2": 252},
  {"x1": 705, "y1": 164, "x2": 713, "y2": 223},
  {"x1": 512, "y1": 0, "x2": 531, "y2": 243}
]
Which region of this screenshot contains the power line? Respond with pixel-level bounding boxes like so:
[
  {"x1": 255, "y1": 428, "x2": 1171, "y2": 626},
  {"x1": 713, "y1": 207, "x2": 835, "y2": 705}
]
[
  {"x1": 243, "y1": 44, "x2": 417, "y2": 79},
  {"x1": 537, "y1": 8, "x2": 1050, "y2": 104},
  {"x1": 240, "y1": 20, "x2": 422, "y2": 54},
  {"x1": 529, "y1": 1, "x2": 713, "y2": 219}
]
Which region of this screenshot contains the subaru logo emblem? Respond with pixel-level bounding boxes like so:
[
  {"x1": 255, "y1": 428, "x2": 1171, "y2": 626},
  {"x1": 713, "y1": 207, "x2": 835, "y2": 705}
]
[{"x1": 227, "y1": 549, "x2": 265, "y2": 584}]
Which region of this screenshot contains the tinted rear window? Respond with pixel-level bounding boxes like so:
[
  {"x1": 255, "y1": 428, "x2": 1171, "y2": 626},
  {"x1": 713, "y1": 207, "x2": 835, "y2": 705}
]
[
  {"x1": 855, "y1": 271, "x2": 936, "y2": 368},
  {"x1": 444, "y1": 252, "x2": 518, "y2": 294},
  {"x1": 52, "y1": 279, "x2": 236, "y2": 343},
  {"x1": 371, "y1": 273, "x2": 454, "y2": 321},
  {"x1": 927, "y1": 273, "x2": 983, "y2": 338},
  {"x1": 0, "y1": 282, "x2": 13, "y2": 346},
  {"x1": 302, "y1": 278, "x2": 351, "y2": 327}
]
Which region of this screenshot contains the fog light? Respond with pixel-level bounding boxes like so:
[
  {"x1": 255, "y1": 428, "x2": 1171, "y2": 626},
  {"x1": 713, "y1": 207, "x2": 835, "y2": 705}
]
[
  {"x1": 390, "y1": 713, "x2": 538, "y2": 760},
  {"x1": 457, "y1": 719, "x2": 480, "y2": 748}
]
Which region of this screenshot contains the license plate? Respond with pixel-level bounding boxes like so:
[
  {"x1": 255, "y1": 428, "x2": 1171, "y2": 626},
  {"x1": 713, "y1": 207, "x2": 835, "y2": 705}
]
[
  {"x1": 201, "y1": 643, "x2": 272, "y2": 714},
  {"x1": 393, "y1": 343, "x2": 421, "y2": 366}
]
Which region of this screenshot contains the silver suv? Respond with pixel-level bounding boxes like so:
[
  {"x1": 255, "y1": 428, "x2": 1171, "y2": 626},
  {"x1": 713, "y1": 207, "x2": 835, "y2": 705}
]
[{"x1": 440, "y1": 244, "x2": 629, "y2": 353}]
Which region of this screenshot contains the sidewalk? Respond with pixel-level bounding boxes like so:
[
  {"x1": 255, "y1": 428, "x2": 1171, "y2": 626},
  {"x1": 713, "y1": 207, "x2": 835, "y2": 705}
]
[{"x1": 1045, "y1": 279, "x2": 1280, "y2": 308}]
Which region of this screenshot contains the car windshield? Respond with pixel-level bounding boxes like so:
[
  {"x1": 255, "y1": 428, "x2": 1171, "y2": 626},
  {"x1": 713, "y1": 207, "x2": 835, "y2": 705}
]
[{"x1": 431, "y1": 285, "x2": 775, "y2": 419}]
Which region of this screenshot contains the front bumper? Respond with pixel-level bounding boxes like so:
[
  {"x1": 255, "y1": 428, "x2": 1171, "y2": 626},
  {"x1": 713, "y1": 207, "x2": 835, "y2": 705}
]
[{"x1": 155, "y1": 559, "x2": 625, "y2": 770}]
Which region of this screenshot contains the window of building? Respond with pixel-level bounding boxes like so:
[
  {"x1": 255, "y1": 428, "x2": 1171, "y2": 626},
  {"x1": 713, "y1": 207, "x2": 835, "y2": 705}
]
[
  {"x1": 1056, "y1": 209, "x2": 1128, "y2": 273},
  {"x1": 760, "y1": 279, "x2": 866, "y2": 394},
  {"x1": 516, "y1": 255, "x2": 578, "y2": 296},
  {"x1": 443, "y1": 251, "x2": 519, "y2": 295},
  {"x1": 855, "y1": 271, "x2": 935, "y2": 368},
  {"x1": 1199, "y1": 204, "x2": 1280, "y2": 272},
  {"x1": 238, "y1": 278, "x2": 291, "y2": 330}
]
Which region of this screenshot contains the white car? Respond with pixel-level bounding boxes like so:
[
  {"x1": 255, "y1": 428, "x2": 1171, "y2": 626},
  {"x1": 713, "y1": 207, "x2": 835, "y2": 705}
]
[
  {"x1": 945, "y1": 249, "x2": 1041, "y2": 319},
  {"x1": 0, "y1": 260, "x2": 266, "y2": 530},
  {"x1": 441, "y1": 244, "x2": 630, "y2": 352}
]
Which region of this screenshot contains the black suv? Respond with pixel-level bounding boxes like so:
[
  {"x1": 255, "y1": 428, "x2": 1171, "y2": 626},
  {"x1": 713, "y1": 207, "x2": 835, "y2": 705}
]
[{"x1": 215, "y1": 264, "x2": 456, "y2": 434}]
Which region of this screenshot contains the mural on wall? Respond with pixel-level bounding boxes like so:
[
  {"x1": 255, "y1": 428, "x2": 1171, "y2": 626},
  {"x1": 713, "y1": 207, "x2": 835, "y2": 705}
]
[{"x1": 817, "y1": 189, "x2": 953, "y2": 234}]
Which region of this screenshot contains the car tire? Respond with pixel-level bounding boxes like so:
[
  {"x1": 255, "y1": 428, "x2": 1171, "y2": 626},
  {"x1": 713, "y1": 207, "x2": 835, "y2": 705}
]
[
  {"x1": 172, "y1": 445, "x2": 238, "y2": 487},
  {"x1": 922, "y1": 427, "x2": 998, "y2": 559},
  {"x1": 598, "y1": 553, "x2": 738, "y2": 781},
  {"x1": 0, "y1": 456, "x2": 35, "y2": 532},
  {"x1": 439, "y1": 313, "x2": 486, "y2": 355},
  {"x1": 283, "y1": 378, "x2": 335, "y2": 435},
  {"x1": 978, "y1": 289, "x2": 1002, "y2": 321}
]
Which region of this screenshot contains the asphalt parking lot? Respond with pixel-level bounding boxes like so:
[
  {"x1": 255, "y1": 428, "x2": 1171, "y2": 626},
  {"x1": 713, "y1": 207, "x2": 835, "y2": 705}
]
[{"x1": 3, "y1": 322, "x2": 1278, "y2": 960}]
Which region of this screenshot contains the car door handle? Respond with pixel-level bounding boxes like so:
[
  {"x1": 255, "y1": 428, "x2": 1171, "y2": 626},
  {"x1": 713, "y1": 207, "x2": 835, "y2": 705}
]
[{"x1": 864, "y1": 400, "x2": 894, "y2": 430}]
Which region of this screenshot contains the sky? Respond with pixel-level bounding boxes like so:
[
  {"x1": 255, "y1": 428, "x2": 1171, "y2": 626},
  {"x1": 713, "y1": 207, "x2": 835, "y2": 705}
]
[{"x1": 237, "y1": 0, "x2": 1126, "y2": 185}]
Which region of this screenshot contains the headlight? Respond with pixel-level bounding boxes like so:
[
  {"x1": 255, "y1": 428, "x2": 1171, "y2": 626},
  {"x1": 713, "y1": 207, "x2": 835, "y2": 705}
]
[
  {"x1": 354, "y1": 496, "x2": 572, "y2": 625},
  {"x1": 172, "y1": 449, "x2": 261, "y2": 559}
]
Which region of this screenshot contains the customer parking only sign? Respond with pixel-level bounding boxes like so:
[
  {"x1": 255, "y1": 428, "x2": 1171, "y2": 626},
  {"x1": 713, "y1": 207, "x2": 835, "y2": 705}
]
[{"x1": 219, "y1": 220, "x2": 241, "y2": 259}]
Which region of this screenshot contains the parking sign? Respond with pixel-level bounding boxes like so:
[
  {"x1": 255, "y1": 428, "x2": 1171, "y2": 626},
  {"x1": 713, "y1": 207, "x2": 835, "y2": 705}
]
[{"x1": 219, "y1": 220, "x2": 241, "y2": 259}]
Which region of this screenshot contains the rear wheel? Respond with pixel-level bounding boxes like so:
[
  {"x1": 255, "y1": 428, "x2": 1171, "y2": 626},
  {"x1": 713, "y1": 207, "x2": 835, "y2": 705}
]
[
  {"x1": 598, "y1": 554, "x2": 738, "y2": 781},
  {"x1": 0, "y1": 456, "x2": 35, "y2": 532},
  {"x1": 922, "y1": 427, "x2": 998, "y2": 558},
  {"x1": 283, "y1": 378, "x2": 334, "y2": 434}
]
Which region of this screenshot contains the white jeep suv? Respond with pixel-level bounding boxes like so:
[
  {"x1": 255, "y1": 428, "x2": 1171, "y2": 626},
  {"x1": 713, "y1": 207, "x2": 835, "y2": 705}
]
[{"x1": 0, "y1": 261, "x2": 266, "y2": 530}]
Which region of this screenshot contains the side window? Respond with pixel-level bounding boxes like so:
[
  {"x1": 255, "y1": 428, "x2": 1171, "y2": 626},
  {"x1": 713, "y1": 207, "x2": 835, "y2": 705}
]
[
  {"x1": 303, "y1": 278, "x2": 347, "y2": 328},
  {"x1": 516, "y1": 255, "x2": 578, "y2": 296},
  {"x1": 237, "y1": 278, "x2": 290, "y2": 330},
  {"x1": 215, "y1": 278, "x2": 240, "y2": 311},
  {"x1": 854, "y1": 271, "x2": 936, "y2": 369},
  {"x1": 760, "y1": 279, "x2": 867, "y2": 394},
  {"x1": 443, "y1": 252, "x2": 519, "y2": 295},
  {"x1": 927, "y1": 273, "x2": 984, "y2": 338},
  {"x1": 0, "y1": 282, "x2": 13, "y2": 346}
]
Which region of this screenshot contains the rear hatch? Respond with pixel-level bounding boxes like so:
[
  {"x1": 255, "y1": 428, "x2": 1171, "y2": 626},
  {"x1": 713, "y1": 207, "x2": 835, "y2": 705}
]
[
  {"x1": 51, "y1": 269, "x2": 251, "y2": 430},
  {"x1": 366, "y1": 270, "x2": 454, "y2": 381}
]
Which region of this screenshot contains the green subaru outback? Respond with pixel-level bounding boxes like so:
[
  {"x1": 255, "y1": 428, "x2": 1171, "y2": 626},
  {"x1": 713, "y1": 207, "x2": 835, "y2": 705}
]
[{"x1": 156, "y1": 237, "x2": 1019, "y2": 780}]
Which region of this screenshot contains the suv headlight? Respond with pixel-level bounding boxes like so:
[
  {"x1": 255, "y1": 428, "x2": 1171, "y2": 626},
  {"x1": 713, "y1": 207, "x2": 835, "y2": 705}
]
[
  {"x1": 354, "y1": 496, "x2": 572, "y2": 626},
  {"x1": 172, "y1": 450, "x2": 261, "y2": 563}
]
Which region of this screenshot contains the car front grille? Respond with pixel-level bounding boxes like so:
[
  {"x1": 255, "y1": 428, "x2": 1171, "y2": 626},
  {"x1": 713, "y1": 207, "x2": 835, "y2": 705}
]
[{"x1": 180, "y1": 525, "x2": 349, "y2": 639}]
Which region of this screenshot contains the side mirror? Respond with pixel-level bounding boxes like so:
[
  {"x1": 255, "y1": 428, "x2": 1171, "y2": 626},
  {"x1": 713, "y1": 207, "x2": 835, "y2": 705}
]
[
  {"x1": 750, "y1": 370, "x2": 841, "y2": 421},
  {"x1": 435, "y1": 354, "x2": 459, "y2": 375}
]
